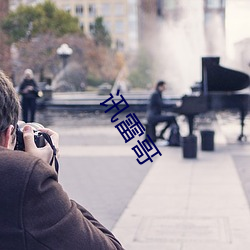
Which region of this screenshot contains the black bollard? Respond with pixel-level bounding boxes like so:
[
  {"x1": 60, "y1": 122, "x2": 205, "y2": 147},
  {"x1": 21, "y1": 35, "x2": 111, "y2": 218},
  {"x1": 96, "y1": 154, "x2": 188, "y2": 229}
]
[
  {"x1": 200, "y1": 130, "x2": 215, "y2": 151},
  {"x1": 182, "y1": 135, "x2": 197, "y2": 159}
]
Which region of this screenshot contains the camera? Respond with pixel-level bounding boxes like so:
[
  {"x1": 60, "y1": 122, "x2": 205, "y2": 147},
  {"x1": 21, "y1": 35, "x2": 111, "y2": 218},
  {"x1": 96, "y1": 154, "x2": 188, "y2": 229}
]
[{"x1": 14, "y1": 122, "x2": 46, "y2": 151}]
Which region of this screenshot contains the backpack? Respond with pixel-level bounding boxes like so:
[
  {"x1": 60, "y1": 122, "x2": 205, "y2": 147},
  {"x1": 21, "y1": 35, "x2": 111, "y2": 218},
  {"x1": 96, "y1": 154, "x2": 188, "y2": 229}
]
[{"x1": 168, "y1": 124, "x2": 181, "y2": 147}]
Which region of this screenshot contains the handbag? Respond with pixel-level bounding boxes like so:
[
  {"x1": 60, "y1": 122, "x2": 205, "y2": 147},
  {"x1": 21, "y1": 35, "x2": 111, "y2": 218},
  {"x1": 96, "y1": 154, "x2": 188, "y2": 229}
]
[{"x1": 168, "y1": 124, "x2": 181, "y2": 147}]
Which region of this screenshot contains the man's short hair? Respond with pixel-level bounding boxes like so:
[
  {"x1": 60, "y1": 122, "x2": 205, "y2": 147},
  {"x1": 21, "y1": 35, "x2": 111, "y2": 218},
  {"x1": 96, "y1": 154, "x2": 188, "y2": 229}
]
[
  {"x1": 156, "y1": 80, "x2": 166, "y2": 90},
  {"x1": 0, "y1": 71, "x2": 20, "y2": 142}
]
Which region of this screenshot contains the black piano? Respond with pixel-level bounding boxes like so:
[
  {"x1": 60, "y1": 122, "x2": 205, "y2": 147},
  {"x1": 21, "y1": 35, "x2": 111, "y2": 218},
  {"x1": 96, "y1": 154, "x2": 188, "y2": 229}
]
[{"x1": 176, "y1": 57, "x2": 250, "y2": 141}]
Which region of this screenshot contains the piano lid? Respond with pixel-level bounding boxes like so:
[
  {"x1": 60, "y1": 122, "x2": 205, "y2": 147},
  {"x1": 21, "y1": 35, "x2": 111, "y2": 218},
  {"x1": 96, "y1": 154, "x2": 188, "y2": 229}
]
[{"x1": 201, "y1": 57, "x2": 250, "y2": 92}]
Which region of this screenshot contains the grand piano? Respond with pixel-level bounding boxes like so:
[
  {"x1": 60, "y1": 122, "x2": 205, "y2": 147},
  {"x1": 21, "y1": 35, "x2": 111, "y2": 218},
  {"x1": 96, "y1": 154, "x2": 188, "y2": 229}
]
[{"x1": 175, "y1": 57, "x2": 250, "y2": 141}]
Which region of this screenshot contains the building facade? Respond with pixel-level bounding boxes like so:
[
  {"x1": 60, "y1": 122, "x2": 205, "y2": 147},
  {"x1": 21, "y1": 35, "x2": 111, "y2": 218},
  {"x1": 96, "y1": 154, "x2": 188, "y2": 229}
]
[
  {"x1": 10, "y1": 0, "x2": 138, "y2": 51},
  {"x1": 50, "y1": 0, "x2": 138, "y2": 51}
]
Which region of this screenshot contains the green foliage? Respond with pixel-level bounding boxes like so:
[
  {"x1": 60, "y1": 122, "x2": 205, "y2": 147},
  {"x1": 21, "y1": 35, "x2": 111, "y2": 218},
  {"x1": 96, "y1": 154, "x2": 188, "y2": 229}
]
[
  {"x1": 91, "y1": 17, "x2": 111, "y2": 47},
  {"x1": 1, "y1": 0, "x2": 80, "y2": 42},
  {"x1": 128, "y1": 50, "x2": 153, "y2": 89}
]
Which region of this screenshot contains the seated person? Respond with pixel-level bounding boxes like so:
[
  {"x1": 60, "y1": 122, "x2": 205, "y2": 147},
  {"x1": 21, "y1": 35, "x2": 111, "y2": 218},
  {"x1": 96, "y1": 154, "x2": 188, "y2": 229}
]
[{"x1": 146, "y1": 80, "x2": 178, "y2": 141}]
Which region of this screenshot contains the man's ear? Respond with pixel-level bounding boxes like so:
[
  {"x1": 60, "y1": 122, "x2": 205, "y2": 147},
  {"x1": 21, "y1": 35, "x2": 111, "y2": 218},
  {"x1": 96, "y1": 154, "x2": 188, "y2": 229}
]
[{"x1": 2, "y1": 125, "x2": 15, "y2": 149}]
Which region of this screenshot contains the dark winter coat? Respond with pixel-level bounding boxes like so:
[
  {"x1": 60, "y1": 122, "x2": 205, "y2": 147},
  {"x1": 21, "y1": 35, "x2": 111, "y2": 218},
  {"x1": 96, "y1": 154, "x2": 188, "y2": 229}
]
[
  {"x1": 19, "y1": 79, "x2": 39, "y2": 99},
  {"x1": 0, "y1": 147, "x2": 124, "y2": 250}
]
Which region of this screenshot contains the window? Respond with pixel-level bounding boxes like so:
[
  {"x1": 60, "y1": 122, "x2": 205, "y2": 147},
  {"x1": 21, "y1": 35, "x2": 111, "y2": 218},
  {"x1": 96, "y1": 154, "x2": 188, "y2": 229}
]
[
  {"x1": 115, "y1": 20, "x2": 124, "y2": 33},
  {"x1": 89, "y1": 22, "x2": 95, "y2": 33},
  {"x1": 205, "y1": 0, "x2": 225, "y2": 9},
  {"x1": 64, "y1": 5, "x2": 71, "y2": 13},
  {"x1": 102, "y1": 3, "x2": 111, "y2": 16},
  {"x1": 128, "y1": 20, "x2": 137, "y2": 32},
  {"x1": 128, "y1": 3, "x2": 137, "y2": 17},
  {"x1": 116, "y1": 39, "x2": 124, "y2": 50},
  {"x1": 75, "y1": 5, "x2": 84, "y2": 16},
  {"x1": 89, "y1": 4, "x2": 96, "y2": 17},
  {"x1": 164, "y1": 0, "x2": 177, "y2": 10},
  {"x1": 80, "y1": 22, "x2": 84, "y2": 32},
  {"x1": 115, "y1": 3, "x2": 125, "y2": 16},
  {"x1": 103, "y1": 20, "x2": 112, "y2": 32}
]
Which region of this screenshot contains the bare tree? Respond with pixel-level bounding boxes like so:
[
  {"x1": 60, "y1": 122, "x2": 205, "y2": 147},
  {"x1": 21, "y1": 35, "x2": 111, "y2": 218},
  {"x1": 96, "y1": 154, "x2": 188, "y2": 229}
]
[{"x1": 14, "y1": 33, "x2": 121, "y2": 90}]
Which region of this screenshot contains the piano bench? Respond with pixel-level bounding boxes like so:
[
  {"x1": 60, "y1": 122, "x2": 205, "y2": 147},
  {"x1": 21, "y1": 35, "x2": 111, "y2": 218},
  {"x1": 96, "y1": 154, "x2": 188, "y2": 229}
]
[{"x1": 143, "y1": 120, "x2": 157, "y2": 142}]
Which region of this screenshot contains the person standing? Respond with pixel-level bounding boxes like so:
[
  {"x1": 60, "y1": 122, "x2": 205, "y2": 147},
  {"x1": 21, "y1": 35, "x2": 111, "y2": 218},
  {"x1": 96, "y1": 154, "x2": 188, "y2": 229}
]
[
  {"x1": 147, "y1": 80, "x2": 178, "y2": 141},
  {"x1": 19, "y1": 69, "x2": 39, "y2": 122}
]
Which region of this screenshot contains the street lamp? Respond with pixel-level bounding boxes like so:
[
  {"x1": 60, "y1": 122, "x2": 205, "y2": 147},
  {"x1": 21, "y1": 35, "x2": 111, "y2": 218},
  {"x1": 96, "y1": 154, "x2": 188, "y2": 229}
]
[{"x1": 56, "y1": 43, "x2": 73, "y2": 68}]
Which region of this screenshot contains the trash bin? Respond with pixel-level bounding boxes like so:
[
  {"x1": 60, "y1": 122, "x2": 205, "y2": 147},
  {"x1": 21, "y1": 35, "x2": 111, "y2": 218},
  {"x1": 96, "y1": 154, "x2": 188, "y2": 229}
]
[
  {"x1": 182, "y1": 135, "x2": 197, "y2": 159},
  {"x1": 200, "y1": 130, "x2": 214, "y2": 151}
]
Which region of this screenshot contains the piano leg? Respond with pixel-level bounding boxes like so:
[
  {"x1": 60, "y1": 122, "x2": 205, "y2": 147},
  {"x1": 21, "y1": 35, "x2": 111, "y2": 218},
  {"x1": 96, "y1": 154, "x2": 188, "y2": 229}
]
[
  {"x1": 187, "y1": 115, "x2": 195, "y2": 135},
  {"x1": 238, "y1": 109, "x2": 247, "y2": 142}
]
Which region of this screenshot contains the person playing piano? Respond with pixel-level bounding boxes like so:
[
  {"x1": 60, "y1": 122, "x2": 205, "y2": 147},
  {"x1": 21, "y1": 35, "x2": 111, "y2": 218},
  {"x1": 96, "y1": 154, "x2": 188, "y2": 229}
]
[{"x1": 146, "y1": 80, "x2": 178, "y2": 141}]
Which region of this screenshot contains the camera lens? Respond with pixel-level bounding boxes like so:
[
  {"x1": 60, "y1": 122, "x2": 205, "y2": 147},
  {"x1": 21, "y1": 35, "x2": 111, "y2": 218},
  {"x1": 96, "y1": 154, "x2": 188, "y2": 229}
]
[
  {"x1": 18, "y1": 122, "x2": 44, "y2": 131},
  {"x1": 14, "y1": 121, "x2": 46, "y2": 151}
]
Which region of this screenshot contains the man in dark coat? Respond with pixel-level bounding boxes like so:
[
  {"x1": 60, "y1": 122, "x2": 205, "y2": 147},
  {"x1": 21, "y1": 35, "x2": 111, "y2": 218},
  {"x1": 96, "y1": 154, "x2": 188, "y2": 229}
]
[
  {"x1": 0, "y1": 70, "x2": 124, "y2": 249},
  {"x1": 147, "y1": 80, "x2": 178, "y2": 141}
]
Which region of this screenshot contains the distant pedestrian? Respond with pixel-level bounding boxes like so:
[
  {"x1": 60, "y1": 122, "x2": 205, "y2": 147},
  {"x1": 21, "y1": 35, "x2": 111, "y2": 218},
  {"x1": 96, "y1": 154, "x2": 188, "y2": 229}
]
[{"x1": 19, "y1": 69, "x2": 39, "y2": 122}]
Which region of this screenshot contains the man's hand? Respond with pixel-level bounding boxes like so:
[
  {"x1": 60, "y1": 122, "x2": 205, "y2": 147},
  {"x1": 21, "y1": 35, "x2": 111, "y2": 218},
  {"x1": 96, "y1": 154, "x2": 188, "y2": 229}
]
[
  {"x1": 22, "y1": 125, "x2": 59, "y2": 165},
  {"x1": 23, "y1": 86, "x2": 34, "y2": 94}
]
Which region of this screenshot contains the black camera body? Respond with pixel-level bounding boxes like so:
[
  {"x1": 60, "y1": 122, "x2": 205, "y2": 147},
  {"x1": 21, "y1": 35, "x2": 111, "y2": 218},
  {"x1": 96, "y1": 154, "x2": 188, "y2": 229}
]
[{"x1": 14, "y1": 123, "x2": 46, "y2": 151}]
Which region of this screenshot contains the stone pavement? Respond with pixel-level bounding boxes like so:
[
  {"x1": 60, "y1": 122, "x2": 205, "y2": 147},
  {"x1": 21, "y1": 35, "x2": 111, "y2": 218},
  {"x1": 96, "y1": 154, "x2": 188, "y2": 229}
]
[
  {"x1": 36, "y1": 110, "x2": 153, "y2": 230},
  {"x1": 37, "y1": 110, "x2": 250, "y2": 249},
  {"x1": 112, "y1": 117, "x2": 250, "y2": 250},
  {"x1": 46, "y1": 124, "x2": 152, "y2": 230}
]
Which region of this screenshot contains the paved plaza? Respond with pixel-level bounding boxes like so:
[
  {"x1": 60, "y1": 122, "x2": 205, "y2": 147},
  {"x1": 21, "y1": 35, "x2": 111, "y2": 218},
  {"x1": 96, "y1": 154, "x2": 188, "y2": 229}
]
[{"x1": 37, "y1": 109, "x2": 250, "y2": 250}]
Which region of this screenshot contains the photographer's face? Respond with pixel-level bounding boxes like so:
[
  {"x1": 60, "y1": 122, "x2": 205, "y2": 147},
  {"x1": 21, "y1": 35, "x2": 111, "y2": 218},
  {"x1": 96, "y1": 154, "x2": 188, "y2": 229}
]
[
  {"x1": 1, "y1": 125, "x2": 16, "y2": 150},
  {"x1": 10, "y1": 127, "x2": 17, "y2": 149}
]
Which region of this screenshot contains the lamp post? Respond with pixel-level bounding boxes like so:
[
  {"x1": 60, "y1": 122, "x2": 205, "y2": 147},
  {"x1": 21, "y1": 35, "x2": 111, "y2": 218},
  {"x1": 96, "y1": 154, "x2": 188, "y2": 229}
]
[{"x1": 56, "y1": 43, "x2": 73, "y2": 68}]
